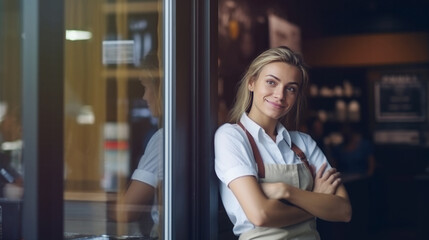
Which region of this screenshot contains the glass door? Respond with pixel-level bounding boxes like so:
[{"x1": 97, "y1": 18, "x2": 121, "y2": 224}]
[
  {"x1": 63, "y1": 0, "x2": 164, "y2": 238},
  {"x1": 61, "y1": 0, "x2": 218, "y2": 238},
  {"x1": 2, "y1": 0, "x2": 217, "y2": 239}
]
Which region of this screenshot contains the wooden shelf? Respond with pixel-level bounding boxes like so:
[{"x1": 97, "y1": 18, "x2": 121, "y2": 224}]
[
  {"x1": 102, "y1": 68, "x2": 162, "y2": 79},
  {"x1": 103, "y1": 2, "x2": 159, "y2": 14},
  {"x1": 64, "y1": 191, "x2": 116, "y2": 202}
]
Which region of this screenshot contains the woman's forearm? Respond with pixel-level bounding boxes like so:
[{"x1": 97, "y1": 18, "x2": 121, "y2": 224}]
[
  {"x1": 255, "y1": 199, "x2": 314, "y2": 227},
  {"x1": 116, "y1": 180, "x2": 155, "y2": 222},
  {"x1": 230, "y1": 176, "x2": 314, "y2": 228},
  {"x1": 285, "y1": 184, "x2": 352, "y2": 222}
]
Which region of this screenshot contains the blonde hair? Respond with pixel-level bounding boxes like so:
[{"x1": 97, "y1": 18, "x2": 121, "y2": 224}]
[
  {"x1": 228, "y1": 46, "x2": 309, "y2": 129},
  {"x1": 147, "y1": 70, "x2": 162, "y2": 117},
  {"x1": 140, "y1": 55, "x2": 163, "y2": 126}
]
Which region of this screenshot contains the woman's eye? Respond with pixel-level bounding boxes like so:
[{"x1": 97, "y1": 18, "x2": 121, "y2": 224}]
[
  {"x1": 266, "y1": 80, "x2": 276, "y2": 86},
  {"x1": 287, "y1": 86, "x2": 297, "y2": 92}
]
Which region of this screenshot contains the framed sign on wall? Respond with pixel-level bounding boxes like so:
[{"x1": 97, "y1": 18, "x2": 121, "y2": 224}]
[{"x1": 375, "y1": 73, "x2": 427, "y2": 122}]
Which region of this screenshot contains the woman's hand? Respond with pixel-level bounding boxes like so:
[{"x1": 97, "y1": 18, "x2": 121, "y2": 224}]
[
  {"x1": 260, "y1": 182, "x2": 289, "y2": 200},
  {"x1": 313, "y1": 163, "x2": 341, "y2": 194}
]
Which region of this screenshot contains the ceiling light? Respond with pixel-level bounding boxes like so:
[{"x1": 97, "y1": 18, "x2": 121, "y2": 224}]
[{"x1": 66, "y1": 30, "x2": 92, "y2": 41}]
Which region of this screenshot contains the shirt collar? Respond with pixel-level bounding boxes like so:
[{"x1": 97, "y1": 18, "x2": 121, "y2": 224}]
[
  {"x1": 276, "y1": 123, "x2": 292, "y2": 147},
  {"x1": 239, "y1": 113, "x2": 292, "y2": 146}
]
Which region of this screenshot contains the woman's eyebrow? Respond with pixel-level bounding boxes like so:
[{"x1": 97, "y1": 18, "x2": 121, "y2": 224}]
[
  {"x1": 266, "y1": 74, "x2": 300, "y2": 86},
  {"x1": 265, "y1": 74, "x2": 280, "y2": 81},
  {"x1": 287, "y1": 82, "x2": 300, "y2": 86}
]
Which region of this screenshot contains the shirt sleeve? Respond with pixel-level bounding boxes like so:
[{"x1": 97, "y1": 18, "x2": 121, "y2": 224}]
[
  {"x1": 214, "y1": 124, "x2": 258, "y2": 186},
  {"x1": 131, "y1": 129, "x2": 162, "y2": 187}
]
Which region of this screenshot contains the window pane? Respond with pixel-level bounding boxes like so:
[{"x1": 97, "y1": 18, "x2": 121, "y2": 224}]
[
  {"x1": 0, "y1": 1, "x2": 24, "y2": 239},
  {"x1": 63, "y1": 0, "x2": 163, "y2": 239}
]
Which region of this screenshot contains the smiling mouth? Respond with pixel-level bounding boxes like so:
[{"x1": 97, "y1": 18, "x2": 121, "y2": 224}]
[{"x1": 264, "y1": 98, "x2": 286, "y2": 109}]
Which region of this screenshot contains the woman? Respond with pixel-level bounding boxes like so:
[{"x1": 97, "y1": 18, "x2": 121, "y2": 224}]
[
  {"x1": 215, "y1": 46, "x2": 352, "y2": 239},
  {"x1": 115, "y1": 60, "x2": 163, "y2": 239}
]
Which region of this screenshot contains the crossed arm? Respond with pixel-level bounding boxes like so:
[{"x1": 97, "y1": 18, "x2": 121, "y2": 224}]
[
  {"x1": 229, "y1": 176, "x2": 314, "y2": 227},
  {"x1": 114, "y1": 180, "x2": 155, "y2": 222},
  {"x1": 228, "y1": 163, "x2": 352, "y2": 228}
]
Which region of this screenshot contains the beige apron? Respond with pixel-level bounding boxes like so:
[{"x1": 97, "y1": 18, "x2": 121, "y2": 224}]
[
  {"x1": 237, "y1": 122, "x2": 320, "y2": 240},
  {"x1": 239, "y1": 164, "x2": 320, "y2": 240}
]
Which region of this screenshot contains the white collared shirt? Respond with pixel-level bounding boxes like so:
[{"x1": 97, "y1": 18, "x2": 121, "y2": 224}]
[
  {"x1": 131, "y1": 128, "x2": 163, "y2": 187},
  {"x1": 131, "y1": 128, "x2": 163, "y2": 237},
  {"x1": 214, "y1": 113, "x2": 331, "y2": 235}
]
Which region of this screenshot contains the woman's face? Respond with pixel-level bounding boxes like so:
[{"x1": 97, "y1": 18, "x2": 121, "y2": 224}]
[
  {"x1": 141, "y1": 79, "x2": 160, "y2": 118},
  {"x1": 247, "y1": 62, "x2": 301, "y2": 125}
]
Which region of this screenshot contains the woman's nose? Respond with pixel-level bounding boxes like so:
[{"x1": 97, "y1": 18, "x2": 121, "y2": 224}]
[{"x1": 273, "y1": 87, "x2": 285, "y2": 100}]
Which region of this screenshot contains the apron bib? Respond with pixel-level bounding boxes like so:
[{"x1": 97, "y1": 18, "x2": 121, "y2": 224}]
[
  {"x1": 237, "y1": 122, "x2": 320, "y2": 240},
  {"x1": 239, "y1": 163, "x2": 320, "y2": 240}
]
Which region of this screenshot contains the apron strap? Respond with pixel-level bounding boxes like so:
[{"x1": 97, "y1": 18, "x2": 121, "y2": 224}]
[
  {"x1": 238, "y1": 122, "x2": 265, "y2": 178},
  {"x1": 291, "y1": 143, "x2": 314, "y2": 177},
  {"x1": 238, "y1": 121, "x2": 314, "y2": 179}
]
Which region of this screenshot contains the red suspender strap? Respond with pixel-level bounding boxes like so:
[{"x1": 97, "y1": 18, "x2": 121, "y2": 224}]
[
  {"x1": 291, "y1": 143, "x2": 314, "y2": 177},
  {"x1": 238, "y1": 121, "x2": 313, "y2": 179},
  {"x1": 238, "y1": 122, "x2": 265, "y2": 178}
]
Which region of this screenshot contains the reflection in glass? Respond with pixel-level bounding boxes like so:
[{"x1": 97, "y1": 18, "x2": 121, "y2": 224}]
[
  {"x1": 63, "y1": 0, "x2": 163, "y2": 239},
  {"x1": 113, "y1": 57, "x2": 163, "y2": 238},
  {"x1": 0, "y1": 1, "x2": 24, "y2": 239}
]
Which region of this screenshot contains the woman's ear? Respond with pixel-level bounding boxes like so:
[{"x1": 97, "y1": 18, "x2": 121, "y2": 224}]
[{"x1": 248, "y1": 78, "x2": 255, "y2": 92}]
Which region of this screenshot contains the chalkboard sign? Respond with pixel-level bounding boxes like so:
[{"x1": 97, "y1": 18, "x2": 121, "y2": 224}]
[{"x1": 375, "y1": 74, "x2": 426, "y2": 122}]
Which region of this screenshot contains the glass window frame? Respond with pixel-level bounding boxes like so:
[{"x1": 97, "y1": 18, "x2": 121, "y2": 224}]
[
  {"x1": 164, "y1": 0, "x2": 218, "y2": 239},
  {"x1": 22, "y1": 0, "x2": 65, "y2": 239}
]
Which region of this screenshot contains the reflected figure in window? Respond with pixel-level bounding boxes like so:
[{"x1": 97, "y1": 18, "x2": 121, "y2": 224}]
[
  {"x1": 0, "y1": 106, "x2": 23, "y2": 199},
  {"x1": 114, "y1": 61, "x2": 163, "y2": 239},
  {"x1": 214, "y1": 46, "x2": 352, "y2": 239}
]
